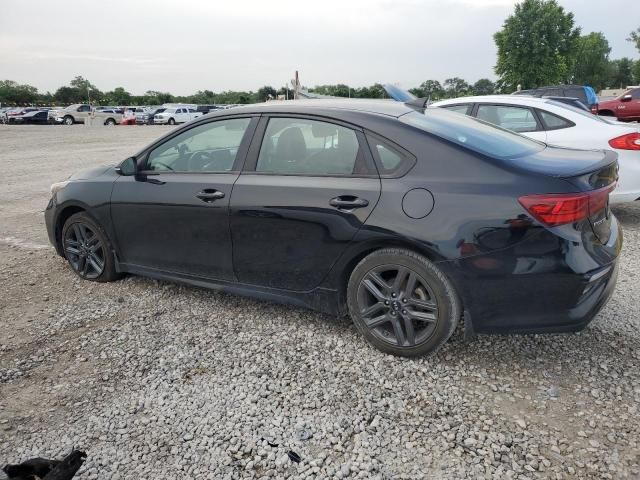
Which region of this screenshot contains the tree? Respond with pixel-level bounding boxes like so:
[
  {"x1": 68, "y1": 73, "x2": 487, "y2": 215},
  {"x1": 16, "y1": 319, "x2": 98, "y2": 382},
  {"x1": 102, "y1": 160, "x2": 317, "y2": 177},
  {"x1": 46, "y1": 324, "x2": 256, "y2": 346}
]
[
  {"x1": 494, "y1": 0, "x2": 580, "y2": 91},
  {"x1": 54, "y1": 86, "x2": 80, "y2": 104},
  {"x1": 411, "y1": 80, "x2": 444, "y2": 99},
  {"x1": 572, "y1": 32, "x2": 611, "y2": 91},
  {"x1": 256, "y1": 86, "x2": 277, "y2": 102},
  {"x1": 607, "y1": 58, "x2": 635, "y2": 88},
  {"x1": 443, "y1": 77, "x2": 470, "y2": 98},
  {"x1": 628, "y1": 28, "x2": 640, "y2": 53},
  {"x1": 0, "y1": 80, "x2": 39, "y2": 104},
  {"x1": 69, "y1": 76, "x2": 102, "y2": 103},
  {"x1": 471, "y1": 79, "x2": 495, "y2": 95},
  {"x1": 105, "y1": 87, "x2": 132, "y2": 105}
]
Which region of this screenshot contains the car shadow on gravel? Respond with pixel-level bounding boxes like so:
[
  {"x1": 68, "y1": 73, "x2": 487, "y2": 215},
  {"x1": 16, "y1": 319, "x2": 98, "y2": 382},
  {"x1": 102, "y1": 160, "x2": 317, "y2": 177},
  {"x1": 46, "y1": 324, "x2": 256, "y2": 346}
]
[{"x1": 612, "y1": 203, "x2": 640, "y2": 226}]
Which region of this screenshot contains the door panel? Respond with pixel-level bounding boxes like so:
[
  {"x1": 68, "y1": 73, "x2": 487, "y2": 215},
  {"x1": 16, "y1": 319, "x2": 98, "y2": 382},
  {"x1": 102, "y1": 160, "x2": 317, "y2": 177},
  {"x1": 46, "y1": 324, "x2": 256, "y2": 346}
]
[
  {"x1": 230, "y1": 115, "x2": 381, "y2": 292},
  {"x1": 230, "y1": 175, "x2": 380, "y2": 291},
  {"x1": 110, "y1": 117, "x2": 256, "y2": 280},
  {"x1": 111, "y1": 173, "x2": 237, "y2": 280}
]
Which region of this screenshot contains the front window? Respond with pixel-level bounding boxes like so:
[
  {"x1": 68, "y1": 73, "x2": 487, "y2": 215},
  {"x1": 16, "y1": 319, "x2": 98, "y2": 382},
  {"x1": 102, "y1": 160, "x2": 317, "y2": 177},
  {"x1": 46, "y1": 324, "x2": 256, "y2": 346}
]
[
  {"x1": 400, "y1": 109, "x2": 545, "y2": 160},
  {"x1": 146, "y1": 118, "x2": 251, "y2": 173}
]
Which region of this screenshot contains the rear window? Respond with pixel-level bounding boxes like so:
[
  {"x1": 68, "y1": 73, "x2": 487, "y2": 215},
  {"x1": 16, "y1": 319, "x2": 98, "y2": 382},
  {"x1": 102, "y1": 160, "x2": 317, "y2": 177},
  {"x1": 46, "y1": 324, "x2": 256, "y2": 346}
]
[{"x1": 400, "y1": 110, "x2": 545, "y2": 160}]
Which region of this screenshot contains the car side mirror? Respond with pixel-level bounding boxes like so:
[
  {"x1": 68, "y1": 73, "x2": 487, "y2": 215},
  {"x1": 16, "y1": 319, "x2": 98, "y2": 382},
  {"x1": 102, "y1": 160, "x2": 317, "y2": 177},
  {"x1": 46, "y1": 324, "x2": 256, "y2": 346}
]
[
  {"x1": 621, "y1": 94, "x2": 632, "y2": 102},
  {"x1": 116, "y1": 157, "x2": 137, "y2": 176}
]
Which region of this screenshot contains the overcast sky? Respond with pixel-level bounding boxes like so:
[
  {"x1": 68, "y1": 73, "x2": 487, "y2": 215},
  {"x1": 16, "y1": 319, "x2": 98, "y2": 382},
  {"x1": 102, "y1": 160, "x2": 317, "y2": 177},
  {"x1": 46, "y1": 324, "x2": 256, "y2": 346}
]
[{"x1": 1, "y1": 0, "x2": 637, "y2": 95}]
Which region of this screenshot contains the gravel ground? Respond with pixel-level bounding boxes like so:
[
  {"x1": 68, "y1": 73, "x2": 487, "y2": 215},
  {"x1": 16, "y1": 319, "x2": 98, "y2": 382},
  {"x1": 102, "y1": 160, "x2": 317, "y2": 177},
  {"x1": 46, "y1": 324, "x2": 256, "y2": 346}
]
[{"x1": 1, "y1": 124, "x2": 639, "y2": 479}]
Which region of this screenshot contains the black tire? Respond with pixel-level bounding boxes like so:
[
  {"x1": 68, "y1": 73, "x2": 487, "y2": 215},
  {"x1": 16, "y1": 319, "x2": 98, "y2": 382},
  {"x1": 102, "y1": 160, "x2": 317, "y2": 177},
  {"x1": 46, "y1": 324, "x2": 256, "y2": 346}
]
[
  {"x1": 347, "y1": 248, "x2": 460, "y2": 357},
  {"x1": 61, "y1": 212, "x2": 120, "y2": 282},
  {"x1": 63, "y1": 115, "x2": 74, "y2": 125},
  {"x1": 168, "y1": 118, "x2": 175, "y2": 125},
  {"x1": 104, "y1": 118, "x2": 116, "y2": 126}
]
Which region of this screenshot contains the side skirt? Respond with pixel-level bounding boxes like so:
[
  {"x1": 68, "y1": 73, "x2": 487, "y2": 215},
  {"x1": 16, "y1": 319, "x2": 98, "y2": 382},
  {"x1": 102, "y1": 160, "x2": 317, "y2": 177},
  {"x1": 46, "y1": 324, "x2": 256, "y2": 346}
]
[{"x1": 117, "y1": 261, "x2": 341, "y2": 315}]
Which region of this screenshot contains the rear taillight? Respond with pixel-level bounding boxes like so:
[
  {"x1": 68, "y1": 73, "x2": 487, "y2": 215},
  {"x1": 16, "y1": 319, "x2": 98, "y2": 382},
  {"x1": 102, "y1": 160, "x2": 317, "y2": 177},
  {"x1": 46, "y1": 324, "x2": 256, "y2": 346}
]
[
  {"x1": 609, "y1": 133, "x2": 640, "y2": 151},
  {"x1": 518, "y1": 185, "x2": 614, "y2": 227}
]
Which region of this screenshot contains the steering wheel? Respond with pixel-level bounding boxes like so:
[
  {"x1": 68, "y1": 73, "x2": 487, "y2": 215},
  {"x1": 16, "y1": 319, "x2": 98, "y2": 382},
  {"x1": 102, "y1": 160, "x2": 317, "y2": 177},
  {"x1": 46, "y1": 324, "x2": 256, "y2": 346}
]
[
  {"x1": 152, "y1": 160, "x2": 174, "y2": 171},
  {"x1": 187, "y1": 151, "x2": 212, "y2": 171}
]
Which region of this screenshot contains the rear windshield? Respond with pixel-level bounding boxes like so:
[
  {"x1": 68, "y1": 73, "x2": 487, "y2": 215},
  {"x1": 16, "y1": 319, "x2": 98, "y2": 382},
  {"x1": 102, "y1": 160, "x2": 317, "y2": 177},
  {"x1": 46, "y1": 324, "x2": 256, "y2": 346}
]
[
  {"x1": 544, "y1": 100, "x2": 608, "y2": 123},
  {"x1": 400, "y1": 110, "x2": 545, "y2": 159}
]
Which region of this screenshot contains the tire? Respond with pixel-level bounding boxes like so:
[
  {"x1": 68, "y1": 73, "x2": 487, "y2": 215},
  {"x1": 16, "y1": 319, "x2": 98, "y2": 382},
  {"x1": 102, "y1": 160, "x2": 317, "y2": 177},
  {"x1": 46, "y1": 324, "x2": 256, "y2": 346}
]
[
  {"x1": 168, "y1": 118, "x2": 175, "y2": 125},
  {"x1": 347, "y1": 248, "x2": 460, "y2": 357},
  {"x1": 105, "y1": 118, "x2": 116, "y2": 126},
  {"x1": 63, "y1": 115, "x2": 74, "y2": 125},
  {"x1": 61, "y1": 212, "x2": 121, "y2": 282}
]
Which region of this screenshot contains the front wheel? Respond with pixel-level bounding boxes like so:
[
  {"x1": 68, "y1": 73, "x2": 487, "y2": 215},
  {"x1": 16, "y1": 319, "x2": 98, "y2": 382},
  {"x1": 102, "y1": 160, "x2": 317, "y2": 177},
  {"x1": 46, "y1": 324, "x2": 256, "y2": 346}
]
[
  {"x1": 63, "y1": 115, "x2": 74, "y2": 125},
  {"x1": 61, "y1": 212, "x2": 120, "y2": 282},
  {"x1": 104, "y1": 118, "x2": 116, "y2": 126},
  {"x1": 168, "y1": 118, "x2": 175, "y2": 125},
  {"x1": 347, "y1": 248, "x2": 460, "y2": 357}
]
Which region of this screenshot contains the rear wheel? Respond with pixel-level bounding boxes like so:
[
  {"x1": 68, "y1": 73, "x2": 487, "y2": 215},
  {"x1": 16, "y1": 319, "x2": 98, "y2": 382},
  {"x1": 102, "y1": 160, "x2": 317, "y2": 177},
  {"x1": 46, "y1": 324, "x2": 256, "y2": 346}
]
[
  {"x1": 347, "y1": 248, "x2": 460, "y2": 357},
  {"x1": 105, "y1": 118, "x2": 116, "y2": 126},
  {"x1": 61, "y1": 212, "x2": 120, "y2": 282}
]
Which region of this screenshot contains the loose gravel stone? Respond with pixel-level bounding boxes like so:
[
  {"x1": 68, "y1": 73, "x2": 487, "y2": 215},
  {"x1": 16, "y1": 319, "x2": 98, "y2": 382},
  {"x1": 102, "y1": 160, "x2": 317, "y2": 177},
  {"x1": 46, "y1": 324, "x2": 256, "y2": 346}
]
[{"x1": 1, "y1": 126, "x2": 640, "y2": 479}]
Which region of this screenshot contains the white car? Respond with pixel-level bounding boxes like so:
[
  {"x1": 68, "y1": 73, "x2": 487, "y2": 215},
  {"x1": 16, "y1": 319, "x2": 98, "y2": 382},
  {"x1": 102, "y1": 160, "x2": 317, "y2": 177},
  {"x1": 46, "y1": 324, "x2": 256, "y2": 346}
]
[
  {"x1": 431, "y1": 95, "x2": 640, "y2": 203},
  {"x1": 154, "y1": 107, "x2": 203, "y2": 125}
]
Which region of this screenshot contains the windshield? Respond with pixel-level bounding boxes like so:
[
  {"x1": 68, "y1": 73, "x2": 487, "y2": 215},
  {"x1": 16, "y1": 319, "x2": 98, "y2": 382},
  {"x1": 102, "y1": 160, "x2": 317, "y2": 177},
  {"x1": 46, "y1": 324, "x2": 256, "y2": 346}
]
[{"x1": 400, "y1": 109, "x2": 545, "y2": 160}]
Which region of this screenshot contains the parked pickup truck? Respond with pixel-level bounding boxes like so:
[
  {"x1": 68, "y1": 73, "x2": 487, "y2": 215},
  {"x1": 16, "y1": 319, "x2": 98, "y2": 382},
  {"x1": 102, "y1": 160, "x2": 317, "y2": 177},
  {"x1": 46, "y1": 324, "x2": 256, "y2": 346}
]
[
  {"x1": 596, "y1": 87, "x2": 640, "y2": 122},
  {"x1": 53, "y1": 104, "x2": 123, "y2": 125},
  {"x1": 154, "y1": 107, "x2": 203, "y2": 125}
]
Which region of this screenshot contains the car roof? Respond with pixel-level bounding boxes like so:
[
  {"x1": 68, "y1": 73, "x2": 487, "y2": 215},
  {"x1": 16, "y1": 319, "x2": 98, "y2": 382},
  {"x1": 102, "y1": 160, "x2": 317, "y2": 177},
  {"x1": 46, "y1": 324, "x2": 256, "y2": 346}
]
[
  {"x1": 226, "y1": 99, "x2": 414, "y2": 118},
  {"x1": 432, "y1": 95, "x2": 555, "y2": 108}
]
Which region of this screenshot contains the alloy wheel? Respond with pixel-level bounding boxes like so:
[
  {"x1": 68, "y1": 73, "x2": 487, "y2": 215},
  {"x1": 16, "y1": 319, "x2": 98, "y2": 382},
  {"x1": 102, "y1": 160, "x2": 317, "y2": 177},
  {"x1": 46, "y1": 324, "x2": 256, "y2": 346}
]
[
  {"x1": 63, "y1": 222, "x2": 106, "y2": 279},
  {"x1": 357, "y1": 265, "x2": 439, "y2": 347}
]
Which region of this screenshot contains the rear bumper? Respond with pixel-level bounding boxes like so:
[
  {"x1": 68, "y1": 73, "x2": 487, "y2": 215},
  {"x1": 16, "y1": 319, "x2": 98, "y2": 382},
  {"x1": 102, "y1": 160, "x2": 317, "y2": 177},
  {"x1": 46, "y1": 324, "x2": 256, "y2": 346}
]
[{"x1": 439, "y1": 219, "x2": 622, "y2": 334}]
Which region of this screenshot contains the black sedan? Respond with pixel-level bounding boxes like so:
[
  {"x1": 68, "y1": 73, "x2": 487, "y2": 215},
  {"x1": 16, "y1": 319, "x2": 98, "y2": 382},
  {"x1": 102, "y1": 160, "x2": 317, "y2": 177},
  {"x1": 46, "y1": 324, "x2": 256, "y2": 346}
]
[
  {"x1": 12, "y1": 110, "x2": 51, "y2": 124},
  {"x1": 45, "y1": 100, "x2": 621, "y2": 356}
]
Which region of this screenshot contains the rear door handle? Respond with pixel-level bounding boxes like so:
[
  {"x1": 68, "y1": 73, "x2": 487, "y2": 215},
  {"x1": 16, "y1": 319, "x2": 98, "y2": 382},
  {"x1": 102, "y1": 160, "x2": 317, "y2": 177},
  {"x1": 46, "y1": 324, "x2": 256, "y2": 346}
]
[
  {"x1": 196, "y1": 189, "x2": 225, "y2": 202},
  {"x1": 329, "y1": 196, "x2": 369, "y2": 210}
]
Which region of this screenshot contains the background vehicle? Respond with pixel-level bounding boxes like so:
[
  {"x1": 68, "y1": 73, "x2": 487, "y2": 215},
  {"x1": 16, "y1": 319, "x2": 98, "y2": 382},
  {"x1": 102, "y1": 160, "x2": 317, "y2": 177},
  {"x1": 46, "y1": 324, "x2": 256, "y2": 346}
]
[
  {"x1": 5, "y1": 107, "x2": 39, "y2": 123},
  {"x1": 541, "y1": 96, "x2": 590, "y2": 112},
  {"x1": 12, "y1": 110, "x2": 51, "y2": 124},
  {"x1": 136, "y1": 107, "x2": 165, "y2": 125},
  {"x1": 596, "y1": 87, "x2": 640, "y2": 122},
  {"x1": 432, "y1": 95, "x2": 640, "y2": 203},
  {"x1": 54, "y1": 104, "x2": 123, "y2": 125},
  {"x1": 45, "y1": 100, "x2": 620, "y2": 357},
  {"x1": 513, "y1": 84, "x2": 598, "y2": 109},
  {"x1": 153, "y1": 107, "x2": 203, "y2": 125}
]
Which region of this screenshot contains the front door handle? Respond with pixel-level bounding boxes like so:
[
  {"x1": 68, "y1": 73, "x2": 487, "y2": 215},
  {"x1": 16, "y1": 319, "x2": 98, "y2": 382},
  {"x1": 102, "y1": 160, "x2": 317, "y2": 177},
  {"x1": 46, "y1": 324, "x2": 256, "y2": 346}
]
[
  {"x1": 329, "y1": 196, "x2": 369, "y2": 210},
  {"x1": 196, "y1": 189, "x2": 225, "y2": 202}
]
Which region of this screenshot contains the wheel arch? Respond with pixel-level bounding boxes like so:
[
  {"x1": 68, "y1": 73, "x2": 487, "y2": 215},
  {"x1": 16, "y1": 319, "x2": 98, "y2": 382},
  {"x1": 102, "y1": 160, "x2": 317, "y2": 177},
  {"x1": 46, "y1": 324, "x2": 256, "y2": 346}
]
[
  {"x1": 597, "y1": 109, "x2": 615, "y2": 117},
  {"x1": 329, "y1": 238, "x2": 445, "y2": 314},
  {"x1": 54, "y1": 204, "x2": 86, "y2": 252}
]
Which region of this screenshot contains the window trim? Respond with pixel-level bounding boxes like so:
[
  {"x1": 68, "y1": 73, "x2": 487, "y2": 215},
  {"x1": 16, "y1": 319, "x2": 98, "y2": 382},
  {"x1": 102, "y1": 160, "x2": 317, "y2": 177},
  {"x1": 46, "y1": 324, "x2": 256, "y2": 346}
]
[
  {"x1": 242, "y1": 114, "x2": 378, "y2": 178},
  {"x1": 440, "y1": 103, "x2": 473, "y2": 116},
  {"x1": 364, "y1": 131, "x2": 416, "y2": 178},
  {"x1": 136, "y1": 115, "x2": 259, "y2": 175},
  {"x1": 535, "y1": 108, "x2": 576, "y2": 131},
  {"x1": 471, "y1": 103, "x2": 544, "y2": 133}
]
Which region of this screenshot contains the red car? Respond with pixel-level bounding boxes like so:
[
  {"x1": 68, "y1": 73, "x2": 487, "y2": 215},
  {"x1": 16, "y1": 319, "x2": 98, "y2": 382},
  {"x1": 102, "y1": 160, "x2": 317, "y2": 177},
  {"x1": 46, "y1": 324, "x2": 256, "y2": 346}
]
[{"x1": 596, "y1": 87, "x2": 640, "y2": 122}]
